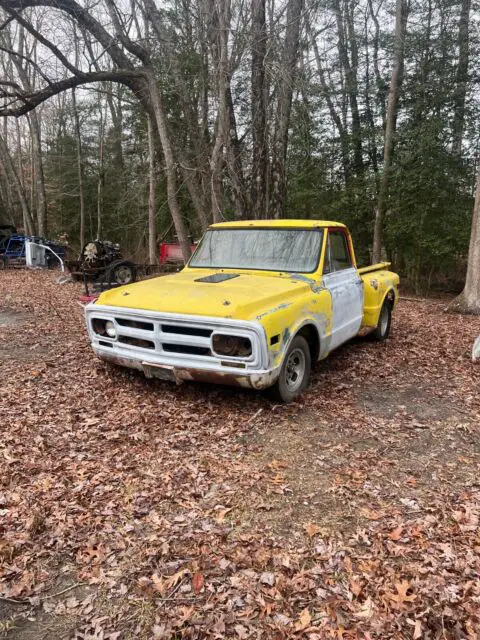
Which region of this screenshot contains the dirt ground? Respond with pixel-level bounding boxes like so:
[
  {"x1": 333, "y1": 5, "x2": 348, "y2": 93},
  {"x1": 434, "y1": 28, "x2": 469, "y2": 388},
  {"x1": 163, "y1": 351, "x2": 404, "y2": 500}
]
[{"x1": 1, "y1": 271, "x2": 479, "y2": 639}]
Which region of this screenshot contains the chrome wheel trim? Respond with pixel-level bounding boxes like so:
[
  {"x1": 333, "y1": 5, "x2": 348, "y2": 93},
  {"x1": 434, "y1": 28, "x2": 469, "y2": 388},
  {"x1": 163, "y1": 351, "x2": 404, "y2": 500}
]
[
  {"x1": 284, "y1": 348, "x2": 306, "y2": 392},
  {"x1": 115, "y1": 266, "x2": 133, "y2": 284}
]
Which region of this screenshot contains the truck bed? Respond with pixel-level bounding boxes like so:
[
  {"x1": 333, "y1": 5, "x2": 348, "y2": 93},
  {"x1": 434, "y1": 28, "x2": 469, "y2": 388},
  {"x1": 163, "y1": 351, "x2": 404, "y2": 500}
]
[{"x1": 358, "y1": 262, "x2": 392, "y2": 276}]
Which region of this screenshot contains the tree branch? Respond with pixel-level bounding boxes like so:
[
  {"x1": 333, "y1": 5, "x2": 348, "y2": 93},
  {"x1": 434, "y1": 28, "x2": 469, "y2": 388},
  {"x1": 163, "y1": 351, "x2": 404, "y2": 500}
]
[
  {"x1": 0, "y1": 5, "x2": 84, "y2": 77},
  {"x1": 0, "y1": 69, "x2": 142, "y2": 116},
  {"x1": 0, "y1": 0, "x2": 134, "y2": 70}
]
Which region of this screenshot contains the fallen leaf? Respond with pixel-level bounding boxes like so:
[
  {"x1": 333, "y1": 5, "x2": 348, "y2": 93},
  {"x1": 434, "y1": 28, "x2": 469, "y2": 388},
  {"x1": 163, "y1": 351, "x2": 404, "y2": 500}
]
[
  {"x1": 388, "y1": 580, "x2": 417, "y2": 606},
  {"x1": 259, "y1": 572, "x2": 275, "y2": 586},
  {"x1": 355, "y1": 597, "x2": 374, "y2": 619},
  {"x1": 295, "y1": 608, "x2": 311, "y2": 631},
  {"x1": 303, "y1": 522, "x2": 322, "y2": 538},
  {"x1": 215, "y1": 507, "x2": 233, "y2": 523},
  {"x1": 388, "y1": 525, "x2": 403, "y2": 541},
  {"x1": 192, "y1": 572, "x2": 204, "y2": 594},
  {"x1": 413, "y1": 619, "x2": 422, "y2": 639}
]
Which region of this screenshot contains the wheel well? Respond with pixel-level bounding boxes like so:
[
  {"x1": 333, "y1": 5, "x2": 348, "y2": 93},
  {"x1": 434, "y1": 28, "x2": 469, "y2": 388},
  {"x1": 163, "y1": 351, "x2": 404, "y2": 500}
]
[
  {"x1": 297, "y1": 324, "x2": 320, "y2": 362},
  {"x1": 386, "y1": 289, "x2": 395, "y2": 306}
]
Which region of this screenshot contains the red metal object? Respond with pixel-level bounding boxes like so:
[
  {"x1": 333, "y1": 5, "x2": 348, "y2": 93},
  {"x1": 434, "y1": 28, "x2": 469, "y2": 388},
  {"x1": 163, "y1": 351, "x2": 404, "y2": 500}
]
[
  {"x1": 159, "y1": 242, "x2": 196, "y2": 265},
  {"x1": 79, "y1": 294, "x2": 99, "y2": 304}
]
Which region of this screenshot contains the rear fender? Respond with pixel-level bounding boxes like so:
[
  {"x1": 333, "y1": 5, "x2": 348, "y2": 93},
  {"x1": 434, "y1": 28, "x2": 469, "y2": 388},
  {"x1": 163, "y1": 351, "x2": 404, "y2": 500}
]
[{"x1": 362, "y1": 271, "x2": 399, "y2": 329}]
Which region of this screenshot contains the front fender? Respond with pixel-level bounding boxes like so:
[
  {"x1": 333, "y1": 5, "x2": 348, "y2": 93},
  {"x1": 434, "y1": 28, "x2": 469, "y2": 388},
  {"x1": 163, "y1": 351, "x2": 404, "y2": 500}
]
[{"x1": 258, "y1": 291, "x2": 333, "y2": 369}]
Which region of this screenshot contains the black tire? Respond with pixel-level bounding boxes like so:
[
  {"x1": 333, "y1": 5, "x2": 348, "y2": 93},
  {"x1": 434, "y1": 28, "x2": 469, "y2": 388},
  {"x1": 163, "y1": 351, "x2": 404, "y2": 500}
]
[
  {"x1": 267, "y1": 335, "x2": 311, "y2": 403},
  {"x1": 0, "y1": 256, "x2": 6, "y2": 270},
  {"x1": 372, "y1": 299, "x2": 392, "y2": 341}
]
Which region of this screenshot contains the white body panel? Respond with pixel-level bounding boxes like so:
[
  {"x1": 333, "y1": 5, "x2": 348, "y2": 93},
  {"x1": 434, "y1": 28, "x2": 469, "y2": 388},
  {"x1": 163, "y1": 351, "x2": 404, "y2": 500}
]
[
  {"x1": 25, "y1": 241, "x2": 46, "y2": 267},
  {"x1": 323, "y1": 267, "x2": 364, "y2": 350}
]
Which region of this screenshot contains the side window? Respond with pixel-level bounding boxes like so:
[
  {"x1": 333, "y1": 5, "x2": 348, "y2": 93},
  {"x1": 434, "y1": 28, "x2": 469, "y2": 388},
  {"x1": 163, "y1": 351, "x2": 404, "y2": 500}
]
[
  {"x1": 327, "y1": 231, "x2": 352, "y2": 272},
  {"x1": 323, "y1": 234, "x2": 332, "y2": 274}
]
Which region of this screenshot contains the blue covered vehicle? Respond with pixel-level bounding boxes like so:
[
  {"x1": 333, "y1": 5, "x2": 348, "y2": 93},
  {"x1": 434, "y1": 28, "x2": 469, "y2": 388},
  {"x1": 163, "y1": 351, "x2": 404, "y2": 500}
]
[{"x1": 0, "y1": 234, "x2": 66, "y2": 269}]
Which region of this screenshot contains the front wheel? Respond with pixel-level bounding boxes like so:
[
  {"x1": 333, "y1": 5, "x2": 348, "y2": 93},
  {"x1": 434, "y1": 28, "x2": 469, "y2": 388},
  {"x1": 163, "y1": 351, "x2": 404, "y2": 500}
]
[
  {"x1": 372, "y1": 299, "x2": 392, "y2": 341},
  {"x1": 267, "y1": 336, "x2": 311, "y2": 403}
]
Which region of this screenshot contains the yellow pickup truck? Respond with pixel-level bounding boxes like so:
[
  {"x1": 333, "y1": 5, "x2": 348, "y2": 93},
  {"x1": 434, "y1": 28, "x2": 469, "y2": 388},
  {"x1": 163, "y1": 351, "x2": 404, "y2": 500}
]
[{"x1": 85, "y1": 220, "x2": 399, "y2": 402}]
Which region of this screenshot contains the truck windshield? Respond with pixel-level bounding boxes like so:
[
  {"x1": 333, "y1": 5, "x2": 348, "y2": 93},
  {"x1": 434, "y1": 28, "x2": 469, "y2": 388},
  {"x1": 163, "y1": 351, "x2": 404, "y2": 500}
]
[{"x1": 189, "y1": 228, "x2": 323, "y2": 273}]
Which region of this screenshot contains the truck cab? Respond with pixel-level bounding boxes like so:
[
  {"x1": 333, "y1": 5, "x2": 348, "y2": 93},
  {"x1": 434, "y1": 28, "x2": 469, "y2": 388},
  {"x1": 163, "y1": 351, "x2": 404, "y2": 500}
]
[{"x1": 85, "y1": 220, "x2": 399, "y2": 402}]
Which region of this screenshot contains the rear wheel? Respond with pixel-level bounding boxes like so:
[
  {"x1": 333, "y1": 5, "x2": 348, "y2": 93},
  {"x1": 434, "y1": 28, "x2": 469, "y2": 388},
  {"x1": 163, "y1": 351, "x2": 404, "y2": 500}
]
[
  {"x1": 114, "y1": 264, "x2": 135, "y2": 285},
  {"x1": 268, "y1": 336, "x2": 311, "y2": 403},
  {"x1": 372, "y1": 299, "x2": 392, "y2": 341}
]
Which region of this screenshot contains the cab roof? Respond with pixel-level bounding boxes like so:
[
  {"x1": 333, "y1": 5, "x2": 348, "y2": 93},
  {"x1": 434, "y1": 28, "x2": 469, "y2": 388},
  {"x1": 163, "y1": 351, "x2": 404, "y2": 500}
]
[{"x1": 210, "y1": 219, "x2": 346, "y2": 229}]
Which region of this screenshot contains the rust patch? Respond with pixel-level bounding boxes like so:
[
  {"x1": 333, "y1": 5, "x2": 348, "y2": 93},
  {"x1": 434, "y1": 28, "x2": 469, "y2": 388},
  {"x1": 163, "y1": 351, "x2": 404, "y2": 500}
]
[{"x1": 96, "y1": 350, "x2": 275, "y2": 390}]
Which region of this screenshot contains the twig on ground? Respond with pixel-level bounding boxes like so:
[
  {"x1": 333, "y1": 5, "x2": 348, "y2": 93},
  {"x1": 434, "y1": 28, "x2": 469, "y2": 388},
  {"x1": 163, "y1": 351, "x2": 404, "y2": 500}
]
[
  {"x1": 42, "y1": 582, "x2": 87, "y2": 600},
  {"x1": 0, "y1": 582, "x2": 87, "y2": 606},
  {"x1": 246, "y1": 408, "x2": 263, "y2": 425}
]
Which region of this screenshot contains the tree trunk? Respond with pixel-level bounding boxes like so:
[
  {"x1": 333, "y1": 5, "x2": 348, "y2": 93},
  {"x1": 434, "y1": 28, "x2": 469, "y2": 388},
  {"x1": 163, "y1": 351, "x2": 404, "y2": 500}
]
[
  {"x1": 72, "y1": 88, "x2": 85, "y2": 247},
  {"x1": 207, "y1": 0, "x2": 231, "y2": 223},
  {"x1": 251, "y1": 0, "x2": 267, "y2": 219},
  {"x1": 452, "y1": 0, "x2": 471, "y2": 156},
  {"x1": 367, "y1": 0, "x2": 387, "y2": 131},
  {"x1": 145, "y1": 69, "x2": 192, "y2": 262},
  {"x1": 28, "y1": 111, "x2": 47, "y2": 236},
  {"x1": 309, "y1": 21, "x2": 351, "y2": 184},
  {"x1": 451, "y1": 170, "x2": 480, "y2": 313},
  {"x1": 0, "y1": 132, "x2": 35, "y2": 235},
  {"x1": 226, "y1": 86, "x2": 246, "y2": 219},
  {"x1": 140, "y1": 0, "x2": 211, "y2": 228},
  {"x1": 147, "y1": 116, "x2": 158, "y2": 265},
  {"x1": 14, "y1": 118, "x2": 28, "y2": 202},
  {"x1": 372, "y1": 0, "x2": 408, "y2": 264},
  {"x1": 178, "y1": 162, "x2": 210, "y2": 232},
  {"x1": 341, "y1": 0, "x2": 363, "y2": 178},
  {"x1": 97, "y1": 101, "x2": 105, "y2": 239},
  {"x1": 270, "y1": 0, "x2": 304, "y2": 219},
  {"x1": 6, "y1": 24, "x2": 48, "y2": 235}
]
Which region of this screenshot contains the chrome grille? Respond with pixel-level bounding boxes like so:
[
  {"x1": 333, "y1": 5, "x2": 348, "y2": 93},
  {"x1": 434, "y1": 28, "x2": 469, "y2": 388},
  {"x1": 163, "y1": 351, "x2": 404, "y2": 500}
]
[{"x1": 86, "y1": 307, "x2": 265, "y2": 369}]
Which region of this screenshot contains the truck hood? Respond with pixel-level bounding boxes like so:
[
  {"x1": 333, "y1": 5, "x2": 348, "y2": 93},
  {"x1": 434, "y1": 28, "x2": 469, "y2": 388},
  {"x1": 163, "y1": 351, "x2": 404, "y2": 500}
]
[{"x1": 95, "y1": 268, "x2": 313, "y2": 321}]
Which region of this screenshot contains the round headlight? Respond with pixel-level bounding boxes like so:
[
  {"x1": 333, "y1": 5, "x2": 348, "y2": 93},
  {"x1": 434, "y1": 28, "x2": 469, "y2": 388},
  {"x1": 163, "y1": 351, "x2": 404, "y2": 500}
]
[
  {"x1": 105, "y1": 320, "x2": 117, "y2": 338},
  {"x1": 212, "y1": 334, "x2": 252, "y2": 358}
]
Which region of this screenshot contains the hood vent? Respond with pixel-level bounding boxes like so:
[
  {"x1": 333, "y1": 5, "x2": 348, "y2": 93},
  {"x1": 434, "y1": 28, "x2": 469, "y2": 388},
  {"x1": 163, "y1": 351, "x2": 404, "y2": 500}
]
[{"x1": 195, "y1": 273, "x2": 240, "y2": 284}]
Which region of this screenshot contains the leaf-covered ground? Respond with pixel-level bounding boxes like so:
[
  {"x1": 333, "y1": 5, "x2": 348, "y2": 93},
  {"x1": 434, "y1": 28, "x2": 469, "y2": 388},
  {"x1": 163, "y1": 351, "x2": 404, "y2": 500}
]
[{"x1": 1, "y1": 271, "x2": 479, "y2": 639}]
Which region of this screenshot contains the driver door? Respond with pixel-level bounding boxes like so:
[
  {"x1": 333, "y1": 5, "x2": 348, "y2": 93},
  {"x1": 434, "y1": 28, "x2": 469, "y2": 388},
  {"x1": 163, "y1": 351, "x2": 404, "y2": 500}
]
[{"x1": 322, "y1": 229, "x2": 363, "y2": 351}]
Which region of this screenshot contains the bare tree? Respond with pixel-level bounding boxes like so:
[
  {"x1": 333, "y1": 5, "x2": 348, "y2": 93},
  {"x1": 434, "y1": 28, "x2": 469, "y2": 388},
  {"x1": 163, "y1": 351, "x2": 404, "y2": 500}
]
[
  {"x1": 308, "y1": 18, "x2": 351, "y2": 185},
  {"x1": 147, "y1": 115, "x2": 157, "y2": 265},
  {"x1": 451, "y1": 168, "x2": 480, "y2": 313},
  {"x1": 0, "y1": 0, "x2": 193, "y2": 261},
  {"x1": 206, "y1": 0, "x2": 231, "y2": 223},
  {"x1": 96, "y1": 96, "x2": 106, "y2": 239},
  {"x1": 251, "y1": 0, "x2": 267, "y2": 218},
  {"x1": 336, "y1": 0, "x2": 363, "y2": 178},
  {"x1": 0, "y1": 129, "x2": 35, "y2": 233},
  {"x1": 372, "y1": 0, "x2": 408, "y2": 264},
  {"x1": 270, "y1": 0, "x2": 304, "y2": 219},
  {"x1": 452, "y1": 0, "x2": 471, "y2": 155}
]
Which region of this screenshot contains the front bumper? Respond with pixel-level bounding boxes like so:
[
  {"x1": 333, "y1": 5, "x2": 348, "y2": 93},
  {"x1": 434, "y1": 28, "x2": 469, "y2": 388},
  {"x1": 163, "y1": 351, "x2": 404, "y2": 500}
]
[{"x1": 85, "y1": 304, "x2": 279, "y2": 390}]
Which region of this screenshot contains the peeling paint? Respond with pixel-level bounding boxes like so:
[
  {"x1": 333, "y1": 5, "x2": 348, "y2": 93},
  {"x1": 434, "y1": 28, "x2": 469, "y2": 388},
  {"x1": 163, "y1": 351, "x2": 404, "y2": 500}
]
[
  {"x1": 290, "y1": 273, "x2": 324, "y2": 293},
  {"x1": 290, "y1": 273, "x2": 315, "y2": 285},
  {"x1": 256, "y1": 302, "x2": 292, "y2": 320}
]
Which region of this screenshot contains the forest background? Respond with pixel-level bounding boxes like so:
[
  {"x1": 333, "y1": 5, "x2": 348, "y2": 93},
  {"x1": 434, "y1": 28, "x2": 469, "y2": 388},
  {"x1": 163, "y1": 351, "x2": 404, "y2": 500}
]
[{"x1": 0, "y1": 0, "x2": 477, "y2": 295}]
